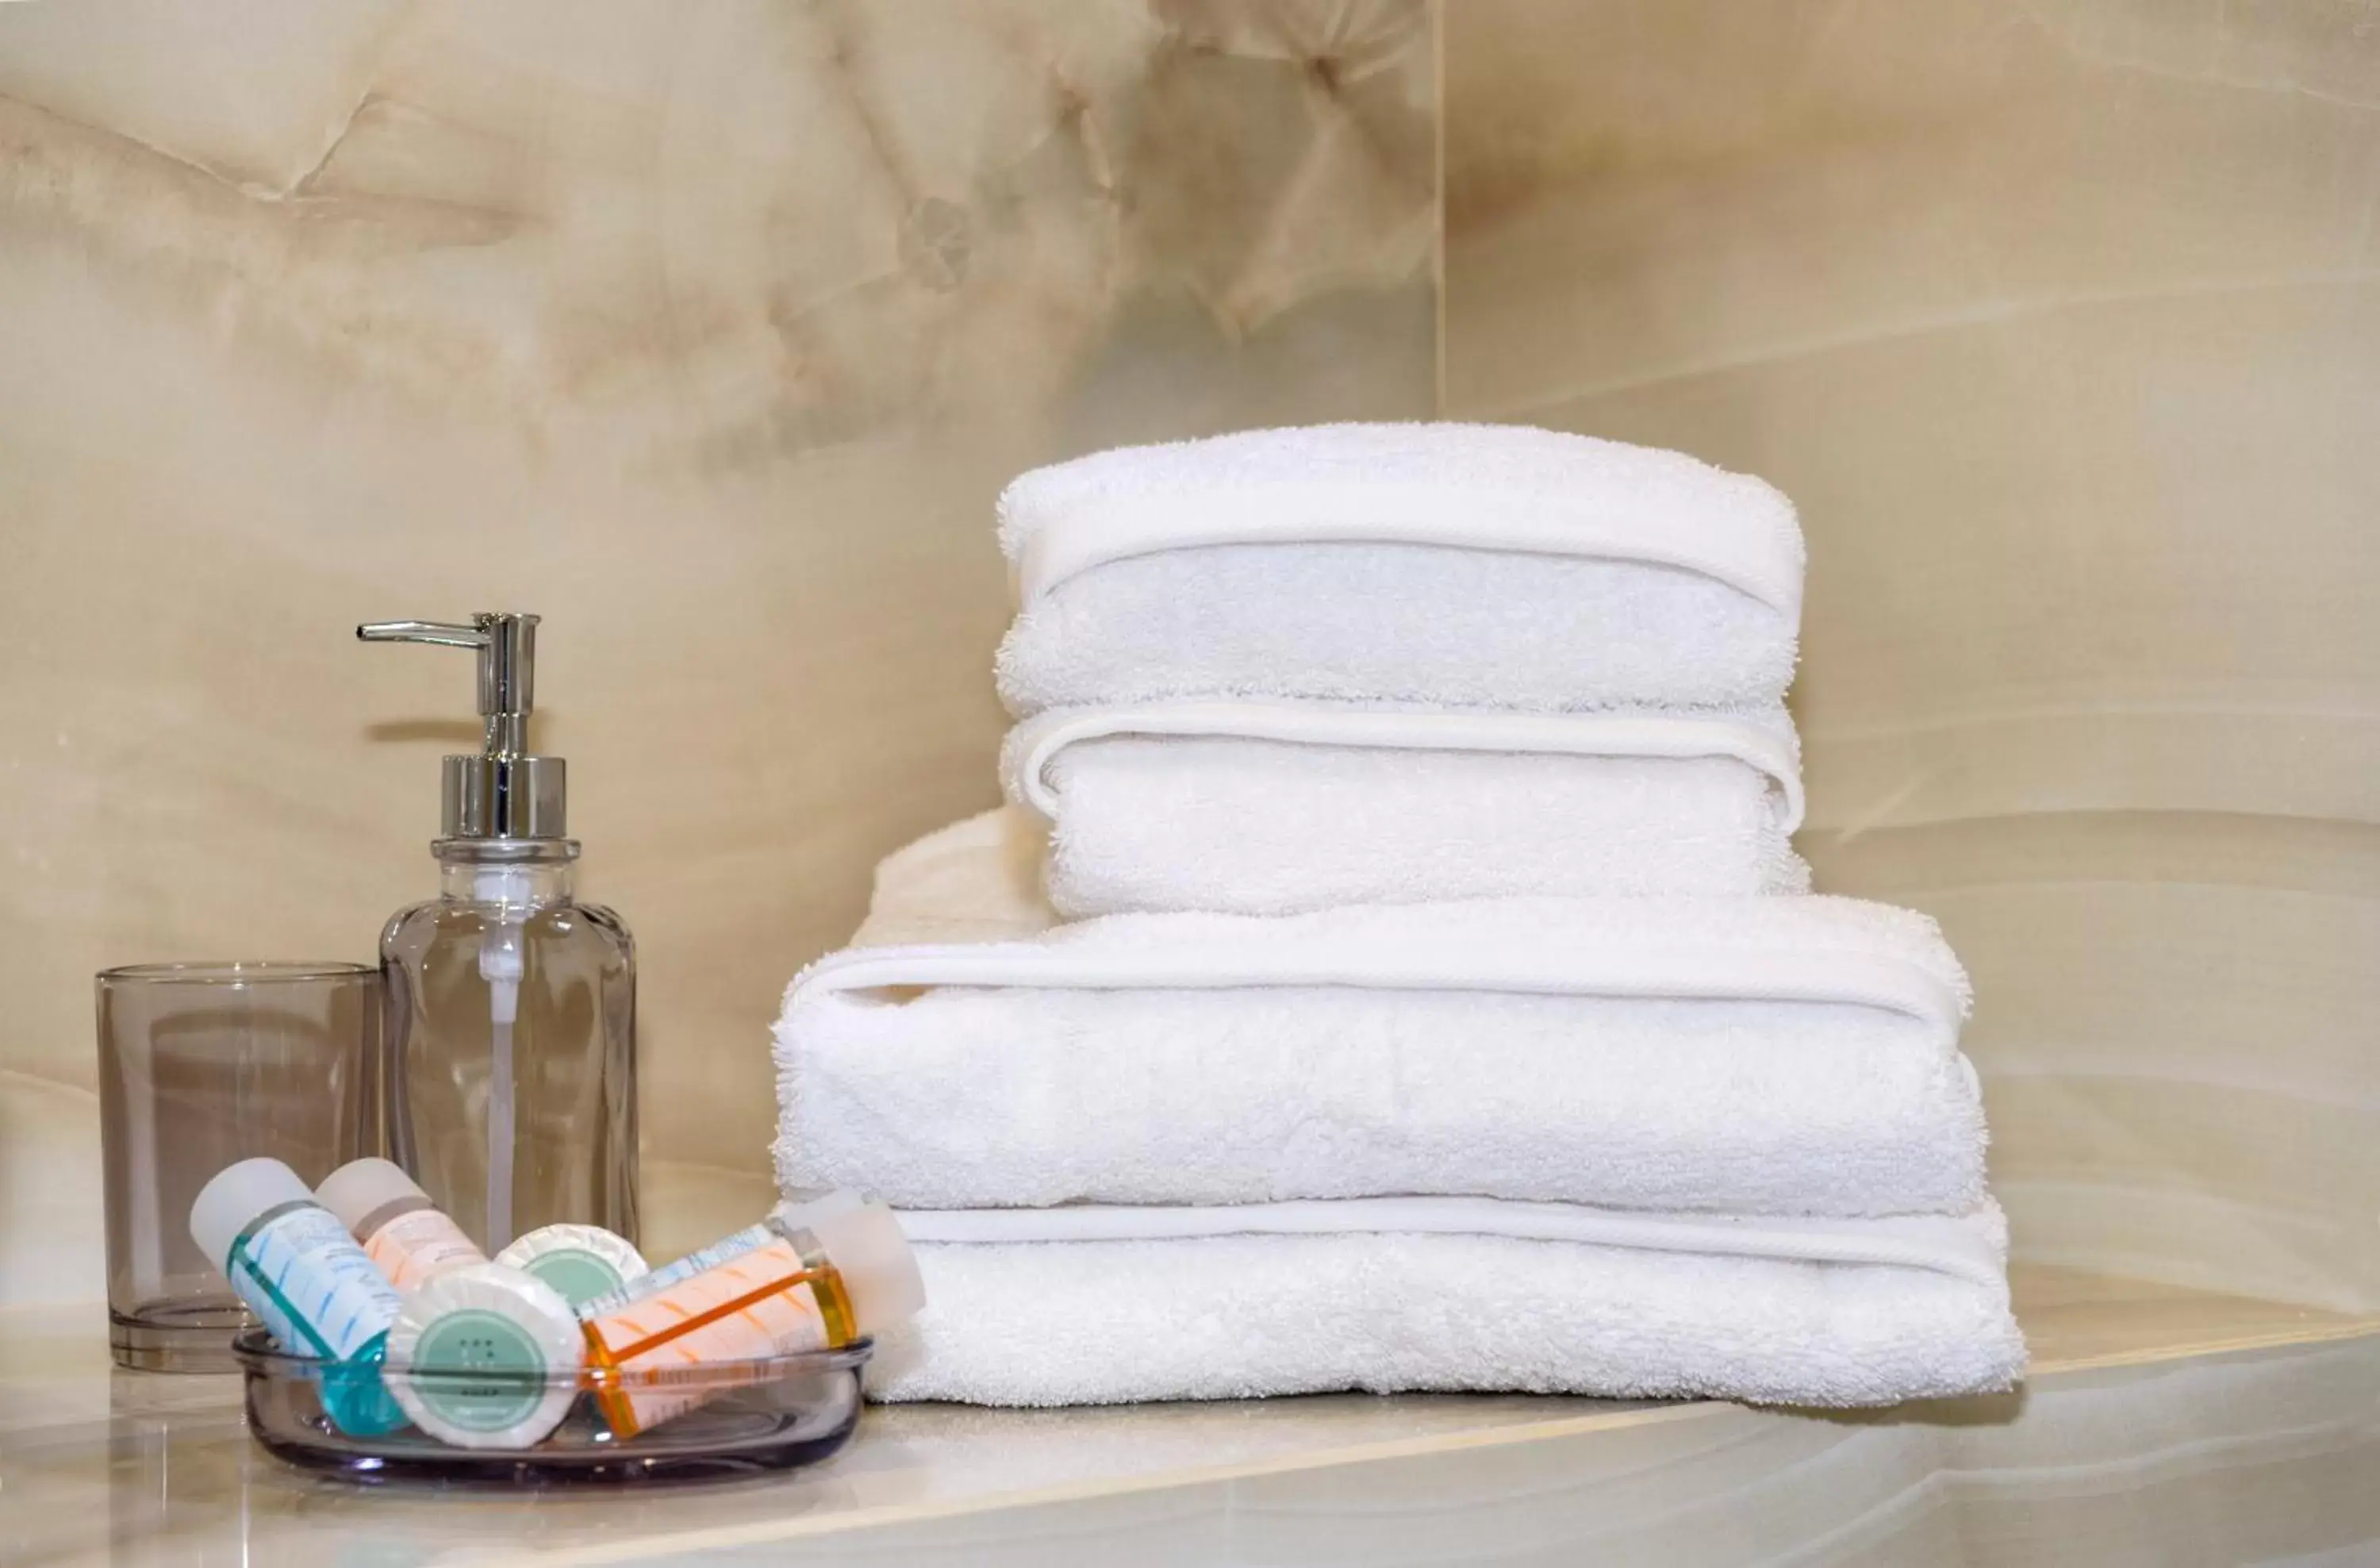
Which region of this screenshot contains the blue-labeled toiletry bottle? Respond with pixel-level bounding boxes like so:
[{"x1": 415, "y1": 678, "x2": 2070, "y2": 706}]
[
  {"x1": 189, "y1": 1157, "x2": 409, "y2": 1435},
  {"x1": 359, "y1": 615, "x2": 637, "y2": 1258}
]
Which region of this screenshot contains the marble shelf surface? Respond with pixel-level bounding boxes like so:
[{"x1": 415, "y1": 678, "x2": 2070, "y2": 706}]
[{"x1": 2, "y1": 1266, "x2": 2373, "y2": 1568}]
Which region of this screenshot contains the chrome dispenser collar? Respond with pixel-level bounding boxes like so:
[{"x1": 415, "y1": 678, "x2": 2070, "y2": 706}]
[{"x1": 358, "y1": 614, "x2": 566, "y2": 840}]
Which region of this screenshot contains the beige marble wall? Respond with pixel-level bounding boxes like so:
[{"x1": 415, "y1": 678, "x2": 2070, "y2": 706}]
[
  {"x1": 0, "y1": 0, "x2": 1436, "y2": 1301},
  {"x1": 12, "y1": 0, "x2": 2372, "y2": 1324},
  {"x1": 1445, "y1": 0, "x2": 2380, "y2": 1309}
]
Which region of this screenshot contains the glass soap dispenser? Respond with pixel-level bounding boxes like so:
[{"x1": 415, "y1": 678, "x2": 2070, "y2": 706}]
[{"x1": 359, "y1": 614, "x2": 636, "y2": 1255}]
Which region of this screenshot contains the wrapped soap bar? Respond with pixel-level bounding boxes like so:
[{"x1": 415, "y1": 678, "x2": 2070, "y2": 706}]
[
  {"x1": 494, "y1": 1223, "x2": 650, "y2": 1309},
  {"x1": 385, "y1": 1262, "x2": 585, "y2": 1450}
]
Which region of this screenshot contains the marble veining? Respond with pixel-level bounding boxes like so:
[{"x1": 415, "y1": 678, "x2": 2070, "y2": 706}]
[{"x1": 1, "y1": 1, "x2": 1434, "y2": 462}]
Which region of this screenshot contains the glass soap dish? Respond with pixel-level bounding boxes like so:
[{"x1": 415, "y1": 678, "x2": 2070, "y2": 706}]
[{"x1": 235, "y1": 1328, "x2": 872, "y2": 1484}]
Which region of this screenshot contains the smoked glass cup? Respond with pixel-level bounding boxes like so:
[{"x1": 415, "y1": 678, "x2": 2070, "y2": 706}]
[{"x1": 97, "y1": 962, "x2": 379, "y2": 1372}]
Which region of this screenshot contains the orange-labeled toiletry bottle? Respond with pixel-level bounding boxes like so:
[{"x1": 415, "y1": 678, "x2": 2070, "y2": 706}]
[
  {"x1": 317, "y1": 1158, "x2": 488, "y2": 1290},
  {"x1": 577, "y1": 1197, "x2": 923, "y2": 1436}
]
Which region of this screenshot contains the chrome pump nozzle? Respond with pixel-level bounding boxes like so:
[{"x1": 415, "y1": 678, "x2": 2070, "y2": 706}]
[{"x1": 358, "y1": 613, "x2": 565, "y2": 840}]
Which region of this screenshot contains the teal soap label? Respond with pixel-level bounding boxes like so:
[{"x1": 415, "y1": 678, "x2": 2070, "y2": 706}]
[
  {"x1": 521, "y1": 1248, "x2": 628, "y2": 1309},
  {"x1": 407, "y1": 1308, "x2": 554, "y2": 1433}
]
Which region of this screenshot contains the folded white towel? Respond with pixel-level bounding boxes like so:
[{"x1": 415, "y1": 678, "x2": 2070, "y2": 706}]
[
  {"x1": 995, "y1": 423, "x2": 1803, "y2": 716},
  {"x1": 869, "y1": 1197, "x2": 2025, "y2": 1407},
  {"x1": 1004, "y1": 700, "x2": 1810, "y2": 917},
  {"x1": 774, "y1": 813, "x2": 1983, "y2": 1216}
]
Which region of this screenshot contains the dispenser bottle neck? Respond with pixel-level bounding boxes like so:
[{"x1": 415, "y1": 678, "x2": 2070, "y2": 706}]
[{"x1": 434, "y1": 840, "x2": 578, "y2": 906}]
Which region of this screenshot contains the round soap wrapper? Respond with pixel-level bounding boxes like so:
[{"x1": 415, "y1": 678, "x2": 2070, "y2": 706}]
[
  {"x1": 493, "y1": 1224, "x2": 651, "y2": 1309},
  {"x1": 386, "y1": 1263, "x2": 584, "y2": 1451}
]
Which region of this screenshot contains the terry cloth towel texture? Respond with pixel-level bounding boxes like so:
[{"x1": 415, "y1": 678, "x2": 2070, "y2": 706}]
[
  {"x1": 766, "y1": 425, "x2": 2021, "y2": 1412},
  {"x1": 995, "y1": 423, "x2": 1803, "y2": 716},
  {"x1": 1003, "y1": 699, "x2": 1810, "y2": 916},
  {"x1": 773, "y1": 811, "x2": 1984, "y2": 1217},
  {"x1": 865, "y1": 1197, "x2": 2025, "y2": 1408}
]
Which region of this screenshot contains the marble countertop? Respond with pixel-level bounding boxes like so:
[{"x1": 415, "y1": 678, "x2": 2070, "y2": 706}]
[
  {"x1": 0, "y1": 1305, "x2": 1644, "y2": 1568},
  {"x1": 4, "y1": 1270, "x2": 2370, "y2": 1568}
]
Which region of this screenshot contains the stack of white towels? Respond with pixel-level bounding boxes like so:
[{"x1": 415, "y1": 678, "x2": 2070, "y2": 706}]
[{"x1": 775, "y1": 424, "x2": 2025, "y2": 1408}]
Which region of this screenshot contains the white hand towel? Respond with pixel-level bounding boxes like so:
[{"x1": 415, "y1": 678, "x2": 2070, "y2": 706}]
[
  {"x1": 1004, "y1": 699, "x2": 1810, "y2": 917},
  {"x1": 774, "y1": 813, "x2": 1983, "y2": 1216},
  {"x1": 868, "y1": 1197, "x2": 2025, "y2": 1408},
  {"x1": 994, "y1": 423, "x2": 1803, "y2": 716}
]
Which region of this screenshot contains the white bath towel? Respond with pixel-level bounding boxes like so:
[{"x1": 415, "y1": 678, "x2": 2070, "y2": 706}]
[
  {"x1": 868, "y1": 1197, "x2": 2025, "y2": 1408},
  {"x1": 1004, "y1": 699, "x2": 1810, "y2": 917},
  {"x1": 995, "y1": 423, "x2": 1803, "y2": 716},
  {"x1": 774, "y1": 813, "x2": 1983, "y2": 1216}
]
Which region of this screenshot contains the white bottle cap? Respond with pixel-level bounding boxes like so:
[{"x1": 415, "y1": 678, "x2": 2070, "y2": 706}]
[
  {"x1": 493, "y1": 1224, "x2": 651, "y2": 1309},
  {"x1": 804, "y1": 1201, "x2": 926, "y2": 1335},
  {"x1": 314, "y1": 1158, "x2": 429, "y2": 1237},
  {"x1": 190, "y1": 1157, "x2": 316, "y2": 1274},
  {"x1": 386, "y1": 1262, "x2": 585, "y2": 1451},
  {"x1": 772, "y1": 1187, "x2": 866, "y2": 1232}
]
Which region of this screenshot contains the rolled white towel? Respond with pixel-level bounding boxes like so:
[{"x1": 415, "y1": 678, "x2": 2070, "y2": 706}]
[
  {"x1": 774, "y1": 813, "x2": 1983, "y2": 1217},
  {"x1": 867, "y1": 1197, "x2": 2025, "y2": 1408},
  {"x1": 1003, "y1": 699, "x2": 1810, "y2": 917},
  {"x1": 995, "y1": 423, "x2": 1802, "y2": 716}
]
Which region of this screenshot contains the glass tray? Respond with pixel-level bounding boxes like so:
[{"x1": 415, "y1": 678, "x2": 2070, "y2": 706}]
[{"x1": 234, "y1": 1327, "x2": 872, "y2": 1484}]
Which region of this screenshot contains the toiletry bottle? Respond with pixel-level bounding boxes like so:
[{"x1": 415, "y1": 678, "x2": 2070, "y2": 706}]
[
  {"x1": 585, "y1": 1189, "x2": 860, "y2": 1304},
  {"x1": 577, "y1": 1197, "x2": 923, "y2": 1437},
  {"x1": 318, "y1": 1157, "x2": 489, "y2": 1290},
  {"x1": 189, "y1": 1157, "x2": 409, "y2": 1435},
  {"x1": 359, "y1": 615, "x2": 636, "y2": 1256}
]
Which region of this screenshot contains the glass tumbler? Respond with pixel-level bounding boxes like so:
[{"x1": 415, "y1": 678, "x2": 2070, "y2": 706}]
[{"x1": 97, "y1": 962, "x2": 380, "y2": 1372}]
